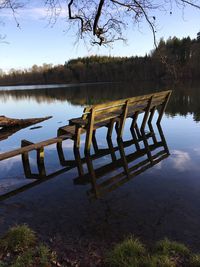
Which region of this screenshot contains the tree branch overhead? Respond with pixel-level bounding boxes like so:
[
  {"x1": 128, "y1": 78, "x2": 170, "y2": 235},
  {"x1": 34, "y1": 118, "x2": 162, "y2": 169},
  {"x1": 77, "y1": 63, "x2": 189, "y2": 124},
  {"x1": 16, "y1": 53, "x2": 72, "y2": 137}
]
[{"x1": 1, "y1": 0, "x2": 200, "y2": 45}]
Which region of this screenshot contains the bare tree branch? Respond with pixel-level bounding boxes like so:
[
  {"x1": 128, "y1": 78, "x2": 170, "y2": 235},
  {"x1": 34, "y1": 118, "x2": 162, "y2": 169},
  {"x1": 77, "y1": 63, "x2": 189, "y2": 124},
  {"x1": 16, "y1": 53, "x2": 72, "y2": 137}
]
[
  {"x1": 180, "y1": 0, "x2": 200, "y2": 9},
  {"x1": 1, "y1": 0, "x2": 200, "y2": 46}
]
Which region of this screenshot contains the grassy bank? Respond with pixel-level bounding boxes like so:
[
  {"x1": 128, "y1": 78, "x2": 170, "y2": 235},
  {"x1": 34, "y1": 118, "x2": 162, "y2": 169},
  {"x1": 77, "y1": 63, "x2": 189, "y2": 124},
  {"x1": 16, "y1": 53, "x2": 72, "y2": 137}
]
[
  {"x1": 106, "y1": 236, "x2": 200, "y2": 267},
  {"x1": 0, "y1": 225, "x2": 200, "y2": 267}
]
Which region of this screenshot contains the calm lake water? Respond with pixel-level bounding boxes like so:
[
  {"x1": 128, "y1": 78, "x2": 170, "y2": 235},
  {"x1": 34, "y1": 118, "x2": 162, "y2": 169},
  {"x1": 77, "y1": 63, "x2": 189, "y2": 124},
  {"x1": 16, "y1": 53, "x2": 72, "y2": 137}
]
[{"x1": 0, "y1": 82, "x2": 200, "y2": 253}]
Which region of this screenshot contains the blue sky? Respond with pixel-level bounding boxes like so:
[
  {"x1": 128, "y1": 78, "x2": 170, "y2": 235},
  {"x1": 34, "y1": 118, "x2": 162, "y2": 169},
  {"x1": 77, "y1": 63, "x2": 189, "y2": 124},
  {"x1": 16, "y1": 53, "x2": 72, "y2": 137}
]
[{"x1": 0, "y1": 1, "x2": 200, "y2": 71}]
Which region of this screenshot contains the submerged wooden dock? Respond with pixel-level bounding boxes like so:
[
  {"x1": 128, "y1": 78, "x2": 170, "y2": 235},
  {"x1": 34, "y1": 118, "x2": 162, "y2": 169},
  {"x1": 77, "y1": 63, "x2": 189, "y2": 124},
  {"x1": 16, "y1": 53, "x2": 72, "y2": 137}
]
[
  {"x1": 0, "y1": 90, "x2": 171, "y2": 162},
  {"x1": 0, "y1": 90, "x2": 172, "y2": 200},
  {"x1": 0, "y1": 120, "x2": 169, "y2": 201}
]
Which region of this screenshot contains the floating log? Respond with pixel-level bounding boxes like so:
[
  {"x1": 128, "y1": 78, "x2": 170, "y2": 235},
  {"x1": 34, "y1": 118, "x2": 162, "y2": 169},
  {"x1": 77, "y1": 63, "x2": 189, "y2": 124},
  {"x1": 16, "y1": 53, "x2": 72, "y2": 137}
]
[
  {"x1": 0, "y1": 115, "x2": 52, "y2": 141},
  {"x1": 0, "y1": 115, "x2": 52, "y2": 128}
]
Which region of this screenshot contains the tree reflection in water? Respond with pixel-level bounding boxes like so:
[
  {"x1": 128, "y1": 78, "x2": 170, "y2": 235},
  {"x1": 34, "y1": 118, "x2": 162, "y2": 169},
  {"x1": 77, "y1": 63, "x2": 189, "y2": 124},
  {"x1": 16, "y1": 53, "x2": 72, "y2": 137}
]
[{"x1": 0, "y1": 81, "x2": 200, "y2": 120}]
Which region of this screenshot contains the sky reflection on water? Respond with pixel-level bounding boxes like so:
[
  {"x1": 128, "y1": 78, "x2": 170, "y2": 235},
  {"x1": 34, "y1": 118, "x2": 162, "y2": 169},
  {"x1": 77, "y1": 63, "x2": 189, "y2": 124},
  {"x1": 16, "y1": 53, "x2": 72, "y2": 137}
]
[
  {"x1": 0, "y1": 82, "x2": 199, "y2": 189},
  {"x1": 0, "y1": 82, "x2": 200, "y2": 251}
]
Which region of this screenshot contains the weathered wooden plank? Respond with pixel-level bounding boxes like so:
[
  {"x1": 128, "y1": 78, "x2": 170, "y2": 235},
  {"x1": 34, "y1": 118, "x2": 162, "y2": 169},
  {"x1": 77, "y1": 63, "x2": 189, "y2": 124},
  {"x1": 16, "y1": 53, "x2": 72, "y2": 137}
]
[
  {"x1": 83, "y1": 90, "x2": 171, "y2": 112},
  {"x1": 0, "y1": 135, "x2": 70, "y2": 161},
  {"x1": 69, "y1": 91, "x2": 171, "y2": 129}
]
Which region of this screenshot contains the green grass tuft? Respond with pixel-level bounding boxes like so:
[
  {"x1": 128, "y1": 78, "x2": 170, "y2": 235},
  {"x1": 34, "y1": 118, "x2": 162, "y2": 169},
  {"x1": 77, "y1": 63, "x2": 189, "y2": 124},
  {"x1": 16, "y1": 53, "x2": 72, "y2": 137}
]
[
  {"x1": 105, "y1": 237, "x2": 198, "y2": 267},
  {"x1": 0, "y1": 225, "x2": 56, "y2": 267},
  {"x1": 106, "y1": 236, "x2": 146, "y2": 267},
  {"x1": 37, "y1": 244, "x2": 56, "y2": 267},
  {"x1": 155, "y1": 238, "x2": 190, "y2": 258},
  {"x1": 0, "y1": 225, "x2": 36, "y2": 253},
  {"x1": 150, "y1": 255, "x2": 176, "y2": 267},
  {"x1": 10, "y1": 249, "x2": 34, "y2": 267}
]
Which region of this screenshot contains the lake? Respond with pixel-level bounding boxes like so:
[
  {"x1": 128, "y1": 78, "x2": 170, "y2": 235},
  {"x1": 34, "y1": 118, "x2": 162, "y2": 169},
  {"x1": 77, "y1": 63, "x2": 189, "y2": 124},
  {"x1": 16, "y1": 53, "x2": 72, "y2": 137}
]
[{"x1": 0, "y1": 81, "x2": 200, "y2": 254}]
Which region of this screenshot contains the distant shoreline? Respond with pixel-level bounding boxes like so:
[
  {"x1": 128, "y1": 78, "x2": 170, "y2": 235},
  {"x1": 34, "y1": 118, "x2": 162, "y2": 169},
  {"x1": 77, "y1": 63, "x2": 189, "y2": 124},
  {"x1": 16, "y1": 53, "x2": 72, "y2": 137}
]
[{"x1": 0, "y1": 81, "x2": 116, "y2": 91}]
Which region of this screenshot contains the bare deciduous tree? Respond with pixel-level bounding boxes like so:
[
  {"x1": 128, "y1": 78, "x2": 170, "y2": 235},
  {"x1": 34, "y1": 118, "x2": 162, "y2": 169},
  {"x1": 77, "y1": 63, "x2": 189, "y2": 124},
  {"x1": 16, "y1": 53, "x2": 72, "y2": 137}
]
[
  {"x1": 0, "y1": 0, "x2": 200, "y2": 46},
  {"x1": 44, "y1": 0, "x2": 200, "y2": 46}
]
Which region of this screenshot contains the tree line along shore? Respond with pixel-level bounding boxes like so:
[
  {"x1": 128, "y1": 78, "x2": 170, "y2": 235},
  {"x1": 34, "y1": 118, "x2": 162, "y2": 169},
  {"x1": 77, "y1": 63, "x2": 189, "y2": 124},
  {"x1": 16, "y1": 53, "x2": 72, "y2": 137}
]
[{"x1": 1, "y1": 36, "x2": 200, "y2": 86}]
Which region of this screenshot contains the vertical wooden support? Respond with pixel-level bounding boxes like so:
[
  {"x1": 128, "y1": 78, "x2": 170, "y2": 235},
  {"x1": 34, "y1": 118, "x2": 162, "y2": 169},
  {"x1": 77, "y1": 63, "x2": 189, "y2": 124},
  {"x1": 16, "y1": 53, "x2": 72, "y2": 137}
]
[
  {"x1": 157, "y1": 91, "x2": 172, "y2": 125},
  {"x1": 85, "y1": 151, "x2": 99, "y2": 198},
  {"x1": 21, "y1": 140, "x2": 32, "y2": 178},
  {"x1": 56, "y1": 141, "x2": 66, "y2": 166},
  {"x1": 73, "y1": 125, "x2": 85, "y2": 176},
  {"x1": 135, "y1": 123, "x2": 142, "y2": 139},
  {"x1": 37, "y1": 147, "x2": 46, "y2": 177},
  {"x1": 157, "y1": 123, "x2": 170, "y2": 155},
  {"x1": 115, "y1": 121, "x2": 120, "y2": 136},
  {"x1": 106, "y1": 120, "x2": 117, "y2": 161},
  {"x1": 107, "y1": 119, "x2": 115, "y2": 139},
  {"x1": 130, "y1": 111, "x2": 139, "y2": 129},
  {"x1": 118, "y1": 100, "x2": 129, "y2": 138},
  {"x1": 84, "y1": 108, "x2": 99, "y2": 195},
  {"x1": 148, "y1": 106, "x2": 157, "y2": 144},
  {"x1": 74, "y1": 146, "x2": 84, "y2": 177},
  {"x1": 140, "y1": 96, "x2": 153, "y2": 163},
  {"x1": 84, "y1": 108, "x2": 95, "y2": 154},
  {"x1": 74, "y1": 126, "x2": 82, "y2": 149},
  {"x1": 92, "y1": 130, "x2": 99, "y2": 153},
  {"x1": 57, "y1": 128, "x2": 70, "y2": 166},
  {"x1": 141, "y1": 96, "x2": 153, "y2": 132},
  {"x1": 117, "y1": 137, "x2": 130, "y2": 178},
  {"x1": 21, "y1": 140, "x2": 46, "y2": 179},
  {"x1": 130, "y1": 112, "x2": 140, "y2": 151}
]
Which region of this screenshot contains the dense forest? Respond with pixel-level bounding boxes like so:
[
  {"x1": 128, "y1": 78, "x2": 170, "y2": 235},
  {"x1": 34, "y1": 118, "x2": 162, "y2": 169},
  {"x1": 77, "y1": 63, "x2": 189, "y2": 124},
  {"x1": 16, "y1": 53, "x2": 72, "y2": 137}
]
[{"x1": 0, "y1": 35, "x2": 200, "y2": 86}]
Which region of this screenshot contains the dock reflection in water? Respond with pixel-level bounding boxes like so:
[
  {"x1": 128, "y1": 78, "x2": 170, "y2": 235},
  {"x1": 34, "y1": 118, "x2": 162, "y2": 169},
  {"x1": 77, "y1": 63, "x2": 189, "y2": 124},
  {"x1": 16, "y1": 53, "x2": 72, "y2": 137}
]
[
  {"x1": 0, "y1": 118, "x2": 169, "y2": 201},
  {"x1": 74, "y1": 122, "x2": 169, "y2": 199}
]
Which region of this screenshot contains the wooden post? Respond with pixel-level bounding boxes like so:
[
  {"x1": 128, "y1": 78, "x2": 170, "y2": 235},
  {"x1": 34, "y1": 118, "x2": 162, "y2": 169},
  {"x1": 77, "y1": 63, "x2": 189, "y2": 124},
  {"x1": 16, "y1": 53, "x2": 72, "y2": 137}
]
[
  {"x1": 107, "y1": 119, "x2": 115, "y2": 139},
  {"x1": 92, "y1": 130, "x2": 99, "y2": 153},
  {"x1": 117, "y1": 137, "x2": 130, "y2": 178},
  {"x1": 37, "y1": 147, "x2": 46, "y2": 178},
  {"x1": 21, "y1": 140, "x2": 32, "y2": 178},
  {"x1": 157, "y1": 91, "x2": 172, "y2": 125},
  {"x1": 148, "y1": 106, "x2": 157, "y2": 144},
  {"x1": 135, "y1": 123, "x2": 142, "y2": 139},
  {"x1": 74, "y1": 126, "x2": 82, "y2": 149},
  {"x1": 56, "y1": 141, "x2": 66, "y2": 166},
  {"x1": 115, "y1": 121, "x2": 120, "y2": 136},
  {"x1": 74, "y1": 146, "x2": 84, "y2": 177},
  {"x1": 107, "y1": 138, "x2": 117, "y2": 162},
  {"x1": 118, "y1": 100, "x2": 129, "y2": 138},
  {"x1": 130, "y1": 112, "x2": 140, "y2": 151},
  {"x1": 140, "y1": 97, "x2": 153, "y2": 163},
  {"x1": 106, "y1": 119, "x2": 117, "y2": 161},
  {"x1": 85, "y1": 151, "x2": 99, "y2": 198},
  {"x1": 141, "y1": 97, "x2": 153, "y2": 132},
  {"x1": 84, "y1": 108, "x2": 95, "y2": 154},
  {"x1": 157, "y1": 123, "x2": 170, "y2": 155}
]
